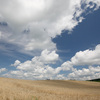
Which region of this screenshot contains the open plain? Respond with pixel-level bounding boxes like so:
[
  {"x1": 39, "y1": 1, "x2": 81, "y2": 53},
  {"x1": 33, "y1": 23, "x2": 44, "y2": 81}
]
[{"x1": 0, "y1": 77, "x2": 100, "y2": 100}]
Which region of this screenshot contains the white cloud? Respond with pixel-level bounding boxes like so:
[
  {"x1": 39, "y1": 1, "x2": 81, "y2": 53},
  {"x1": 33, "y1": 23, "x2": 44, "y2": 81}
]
[
  {"x1": 11, "y1": 60, "x2": 21, "y2": 67},
  {"x1": 3, "y1": 44, "x2": 100, "y2": 80},
  {"x1": 1, "y1": 0, "x2": 100, "y2": 80},
  {"x1": 16, "y1": 49, "x2": 59, "y2": 71},
  {"x1": 60, "y1": 44, "x2": 100, "y2": 80},
  {"x1": 4, "y1": 49, "x2": 61, "y2": 80},
  {"x1": 0, "y1": 68, "x2": 6, "y2": 73},
  {"x1": 68, "y1": 66, "x2": 100, "y2": 80},
  {"x1": 61, "y1": 61, "x2": 73, "y2": 71},
  {"x1": 0, "y1": 0, "x2": 100, "y2": 55},
  {"x1": 40, "y1": 49, "x2": 59, "y2": 64},
  {"x1": 84, "y1": 0, "x2": 100, "y2": 10},
  {"x1": 61, "y1": 44, "x2": 100, "y2": 71},
  {"x1": 71, "y1": 44, "x2": 100, "y2": 66}
]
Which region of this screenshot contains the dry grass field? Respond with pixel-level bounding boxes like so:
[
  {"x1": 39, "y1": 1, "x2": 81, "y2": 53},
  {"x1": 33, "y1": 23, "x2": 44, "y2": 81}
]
[{"x1": 0, "y1": 77, "x2": 100, "y2": 100}]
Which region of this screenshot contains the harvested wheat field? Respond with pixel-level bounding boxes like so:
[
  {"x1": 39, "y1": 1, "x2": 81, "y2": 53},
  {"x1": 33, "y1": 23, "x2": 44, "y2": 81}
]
[{"x1": 0, "y1": 77, "x2": 100, "y2": 100}]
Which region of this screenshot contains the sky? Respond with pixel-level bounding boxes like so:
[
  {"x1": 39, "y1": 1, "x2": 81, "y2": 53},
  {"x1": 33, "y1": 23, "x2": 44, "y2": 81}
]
[{"x1": 0, "y1": 0, "x2": 100, "y2": 80}]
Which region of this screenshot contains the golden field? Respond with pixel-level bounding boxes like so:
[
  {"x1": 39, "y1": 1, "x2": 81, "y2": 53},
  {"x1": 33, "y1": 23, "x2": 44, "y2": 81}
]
[{"x1": 0, "y1": 77, "x2": 100, "y2": 100}]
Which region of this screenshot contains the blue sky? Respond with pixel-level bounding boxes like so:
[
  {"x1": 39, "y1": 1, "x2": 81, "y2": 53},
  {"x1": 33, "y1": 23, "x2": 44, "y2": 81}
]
[{"x1": 0, "y1": 0, "x2": 100, "y2": 80}]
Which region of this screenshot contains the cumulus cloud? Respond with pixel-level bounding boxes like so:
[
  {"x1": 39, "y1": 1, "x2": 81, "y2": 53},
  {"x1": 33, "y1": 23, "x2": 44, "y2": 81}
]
[
  {"x1": 3, "y1": 44, "x2": 100, "y2": 80},
  {"x1": 61, "y1": 44, "x2": 100, "y2": 71},
  {"x1": 70, "y1": 44, "x2": 100, "y2": 66},
  {"x1": 68, "y1": 66, "x2": 100, "y2": 80},
  {"x1": 40, "y1": 49, "x2": 59, "y2": 64},
  {"x1": 11, "y1": 60, "x2": 21, "y2": 67},
  {"x1": 3, "y1": 49, "x2": 62, "y2": 80},
  {"x1": 61, "y1": 44, "x2": 100, "y2": 80},
  {"x1": 0, "y1": 0, "x2": 100, "y2": 55},
  {"x1": 0, "y1": 68, "x2": 7, "y2": 73}
]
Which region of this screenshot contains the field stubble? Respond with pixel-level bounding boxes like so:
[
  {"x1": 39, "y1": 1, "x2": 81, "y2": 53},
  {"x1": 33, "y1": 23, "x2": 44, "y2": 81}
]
[{"x1": 0, "y1": 77, "x2": 100, "y2": 100}]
